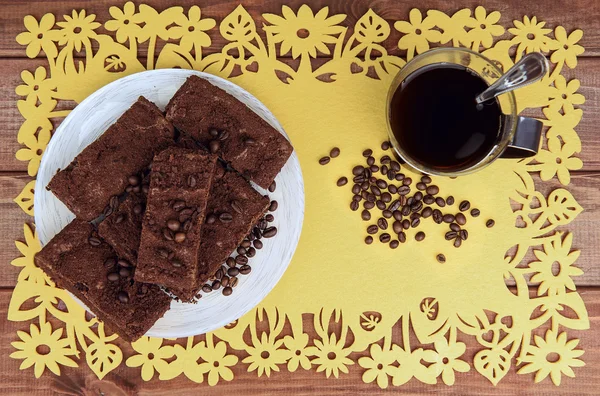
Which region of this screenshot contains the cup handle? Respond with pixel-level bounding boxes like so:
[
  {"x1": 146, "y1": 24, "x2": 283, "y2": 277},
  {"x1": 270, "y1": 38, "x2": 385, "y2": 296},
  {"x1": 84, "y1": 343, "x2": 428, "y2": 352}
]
[{"x1": 500, "y1": 116, "x2": 543, "y2": 158}]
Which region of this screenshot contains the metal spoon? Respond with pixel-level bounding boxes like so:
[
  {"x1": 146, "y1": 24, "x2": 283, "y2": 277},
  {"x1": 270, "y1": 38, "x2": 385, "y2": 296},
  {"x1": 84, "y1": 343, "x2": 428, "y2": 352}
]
[{"x1": 475, "y1": 52, "x2": 549, "y2": 104}]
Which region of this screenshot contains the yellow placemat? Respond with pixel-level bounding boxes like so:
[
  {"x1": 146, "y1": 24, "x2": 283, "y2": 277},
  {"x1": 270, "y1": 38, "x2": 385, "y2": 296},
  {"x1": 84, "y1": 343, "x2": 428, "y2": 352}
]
[{"x1": 10, "y1": 3, "x2": 587, "y2": 388}]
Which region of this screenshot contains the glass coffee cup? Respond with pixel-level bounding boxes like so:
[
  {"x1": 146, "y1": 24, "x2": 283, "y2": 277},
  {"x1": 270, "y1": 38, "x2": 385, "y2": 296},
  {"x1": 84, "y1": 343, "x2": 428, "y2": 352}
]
[{"x1": 386, "y1": 47, "x2": 543, "y2": 177}]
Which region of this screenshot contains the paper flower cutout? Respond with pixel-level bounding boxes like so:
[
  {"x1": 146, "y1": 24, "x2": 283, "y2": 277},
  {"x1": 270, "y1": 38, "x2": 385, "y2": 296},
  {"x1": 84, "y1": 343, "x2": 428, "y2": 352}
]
[
  {"x1": 509, "y1": 16, "x2": 554, "y2": 53},
  {"x1": 551, "y1": 27, "x2": 585, "y2": 68},
  {"x1": 126, "y1": 337, "x2": 174, "y2": 381}
]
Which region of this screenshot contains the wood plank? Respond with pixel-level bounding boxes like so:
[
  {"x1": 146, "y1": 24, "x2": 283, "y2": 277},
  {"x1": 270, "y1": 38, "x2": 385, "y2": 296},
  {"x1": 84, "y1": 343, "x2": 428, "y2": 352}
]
[
  {"x1": 1, "y1": 171, "x2": 599, "y2": 287},
  {"x1": 0, "y1": 287, "x2": 599, "y2": 394},
  {"x1": 1, "y1": 0, "x2": 600, "y2": 58},
  {"x1": 1, "y1": 56, "x2": 599, "y2": 172}
]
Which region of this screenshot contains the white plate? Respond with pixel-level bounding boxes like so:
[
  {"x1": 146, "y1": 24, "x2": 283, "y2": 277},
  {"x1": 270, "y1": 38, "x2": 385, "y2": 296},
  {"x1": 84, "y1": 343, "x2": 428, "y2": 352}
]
[{"x1": 35, "y1": 69, "x2": 304, "y2": 338}]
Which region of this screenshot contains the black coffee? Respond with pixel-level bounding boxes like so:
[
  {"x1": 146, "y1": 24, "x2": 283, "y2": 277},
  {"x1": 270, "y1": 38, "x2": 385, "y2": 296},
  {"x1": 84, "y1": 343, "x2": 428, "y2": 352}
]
[{"x1": 389, "y1": 64, "x2": 502, "y2": 171}]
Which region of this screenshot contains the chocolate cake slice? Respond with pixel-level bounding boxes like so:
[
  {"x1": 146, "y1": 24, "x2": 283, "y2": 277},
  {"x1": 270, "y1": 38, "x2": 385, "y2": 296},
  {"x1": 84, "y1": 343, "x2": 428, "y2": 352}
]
[
  {"x1": 165, "y1": 75, "x2": 293, "y2": 189},
  {"x1": 34, "y1": 219, "x2": 171, "y2": 342},
  {"x1": 48, "y1": 97, "x2": 174, "y2": 221},
  {"x1": 135, "y1": 148, "x2": 217, "y2": 296}
]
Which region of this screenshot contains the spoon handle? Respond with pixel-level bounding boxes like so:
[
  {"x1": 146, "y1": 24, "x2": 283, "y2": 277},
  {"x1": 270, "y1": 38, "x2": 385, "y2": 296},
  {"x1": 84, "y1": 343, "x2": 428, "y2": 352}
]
[{"x1": 475, "y1": 52, "x2": 549, "y2": 104}]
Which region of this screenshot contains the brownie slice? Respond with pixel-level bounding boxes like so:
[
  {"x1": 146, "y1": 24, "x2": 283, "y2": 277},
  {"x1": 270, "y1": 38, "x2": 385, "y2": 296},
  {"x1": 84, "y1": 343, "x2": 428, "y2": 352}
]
[
  {"x1": 48, "y1": 97, "x2": 174, "y2": 221},
  {"x1": 165, "y1": 75, "x2": 293, "y2": 189},
  {"x1": 98, "y1": 192, "x2": 146, "y2": 264},
  {"x1": 135, "y1": 148, "x2": 217, "y2": 295},
  {"x1": 34, "y1": 220, "x2": 171, "y2": 342},
  {"x1": 172, "y1": 169, "x2": 269, "y2": 299}
]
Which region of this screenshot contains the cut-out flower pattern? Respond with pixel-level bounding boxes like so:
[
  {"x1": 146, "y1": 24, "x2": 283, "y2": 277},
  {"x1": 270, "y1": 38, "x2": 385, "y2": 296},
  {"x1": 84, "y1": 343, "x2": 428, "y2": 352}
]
[
  {"x1": 16, "y1": 14, "x2": 60, "y2": 58},
  {"x1": 394, "y1": 9, "x2": 442, "y2": 57},
  {"x1": 105, "y1": 2, "x2": 144, "y2": 44},
  {"x1": 551, "y1": 27, "x2": 585, "y2": 68},
  {"x1": 56, "y1": 10, "x2": 101, "y2": 51},
  {"x1": 508, "y1": 16, "x2": 554, "y2": 53},
  {"x1": 126, "y1": 337, "x2": 175, "y2": 381},
  {"x1": 466, "y1": 6, "x2": 505, "y2": 49}
]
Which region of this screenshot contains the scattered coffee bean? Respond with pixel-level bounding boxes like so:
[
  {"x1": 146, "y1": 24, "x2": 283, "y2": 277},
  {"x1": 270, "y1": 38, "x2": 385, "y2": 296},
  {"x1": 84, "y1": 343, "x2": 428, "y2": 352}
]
[
  {"x1": 367, "y1": 225, "x2": 378, "y2": 234},
  {"x1": 235, "y1": 255, "x2": 249, "y2": 265},
  {"x1": 398, "y1": 231, "x2": 407, "y2": 243},
  {"x1": 240, "y1": 265, "x2": 252, "y2": 275},
  {"x1": 221, "y1": 277, "x2": 230, "y2": 287},
  {"x1": 395, "y1": 173, "x2": 405, "y2": 181},
  {"x1": 459, "y1": 200, "x2": 471, "y2": 211},
  {"x1": 118, "y1": 291, "x2": 129, "y2": 303},
  {"x1": 414, "y1": 192, "x2": 423, "y2": 201},
  {"x1": 388, "y1": 200, "x2": 401, "y2": 212},
  {"x1": 330, "y1": 147, "x2": 340, "y2": 158},
  {"x1": 402, "y1": 219, "x2": 410, "y2": 229},
  {"x1": 128, "y1": 175, "x2": 140, "y2": 186},
  {"x1": 365, "y1": 236, "x2": 373, "y2": 244},
  {"x1": 352, "y1": 166, "x2": 364, "y2": 175},
  {"x1": 422, "y1": 207, "x2": 433, "y2": 218},
  {"x1": 209, "y1": 140, "x2": 220, "y2": 153},
  {"x1": 167, "y1": 219, "x2": 181, "y2": 231},
  {"x1": 133, "y1": 204, "x2": 143, "y2": 215},
  {"x1": 363, "y1": 149, "x2": 373, "y2": 157},
  {"x1": 393, "y1": 210, "x2": 402, "y2": 221},
  {"x1": 376, "y1": 200, "x2": 386, "y2": 210},
  {"x1": 371, "y1": 185, "x2": 381, "y2": 196},
  {"x1": 337, "y1": 177, "x2": 348, "y2": 186},
  {"x1": 118, "y1": 259, "x2": 131, "y2": 268},
  {"x1": 219, "y1": 212, "x2": 233, "y2": 223},
  {"x1": 443, "y1": 214, "x2": 455, "y2": 223},
  {"x1": 435, "y1": 197, "x2": 446, "y2": 207},
  {"x1": 263, "y1": 227, "x2": 278, "y2": 238},
  {"x1": 212, "y1": 280, "x2": 222, "y2": 290},
  {"x1": 411, "y1": 218, "x2": 420, "y2": 228},
  {"x1": 390, "y1": 161, "x2": 400, "y2": 172},
  {"x1": 364, "y1": 201, "x2": 375, "y2": 209},
  {"x1": 381, "y1": 141, "x2": 391, "y2": 150},
  {"x1": 381, "y1": 165, "x2": 388, "y2": 175},
  {"x1": 350, "y1": 201, "x2": 359, "y2": 211},
  {"x1": 209, "y1": 128, "x2": 219, "y2": 137},
  {"x1": 172, "y1": 200, "x2": 186, "y2": 211},
  {"x1": 471, "y1": 208, "x2": 481, "y2": 217},
  {"x1": 352, "y1": 184, "x2": 361, "y2": 194},
  {"x1": 319, "y1": 156, "x2": 331, "y2": 165},
  {"x1": 455, "y1": 213, "x2": 466, "y2": 225},
  {"x1": 247, "y1": 247, "x2": 256, "y2": 257},
  {"x1": 486, "y1": 219, "x2": 495, "y2": 228},
  {"x1": 454, "y1": 238, "x2": 462, "y2": 248},
  {"x1": 361, "y1": 210, "x2": 371, "y2": 221},
  {"x1": 380, "y1": 155, "x2": 391, "y2": 164},
  {"x1": 382, "y1": 209, "x2": 392, "y2": 218},
  {"x1": 445, "y1": 231, "x2": 457, "y2": 240},
  {"x1": 269, "y1": 201, "x2": 278, "y2": 211},
  {"x1": 253, "y1": 239, "x2": 263, "y2": 249},
  {"x1": 446, "y1": 196, "x2": 455, "y2": 205},
  {"x1": 187, "y1": 175, "x2": 197, "y2": 188},
  {"x1": 237, "y1": 246, "x2": 247, "y2": 255},
  {"x1": 426, "y1": 185, "x2": 439, "y2": 195},
  {"x1": 202, "y1": 284, "x2": 213, "y2": 293},
  {"x1": 415, "y1": 231, "x2": 425, "y2": 241},
  {"x1": 416, "y1": 182, "x2": 426, "y2": 191},
  {"x1": 206, "y1": 214, "x2": 217, "y2": 224},
  {"x1": 377, "y1": 218, "x2": 388, "y2": 230},
  {"x1": 370, "y1": 165, "x2": 379, "y2": 173},
  {"x1": 379, "y1": 233, "x2": 391, "y2": 243},
  {"x1": 226, "y1": 257, "x2": 236, "y2": 268},
  {"x1": 450, "y1": 223, "x2": 461, "y2": 232},
  {"x1": 392, "y1": 220, "x2": 403, "y2": 234},
  {"x1": 88, "y1": 237, "x2": 101, "y2": 246},
  {"x1": 403, "y1": 177, "x2": 412, "y2": 185},
  {"x1": 432, "y1": 209, "x2": 443, "y2": 224},
  {"x1": 436, "y1": 254, "x2": 446, "y2": 263},
  {"x1": 174, "y1": 232, "x2": 186, "y2": 243},
  {"x1": 241, "y1": 240, "x2": 251, "y2": 248},
  {"x1": 230, "y1": 277, "x2": 239, "y2": 288},
  {"x1": 231, "y1": 200, "x2": 243, "y2": 214},
  {"x1": 423, "y1": 195, "x2": 434, "y2": 204},
  {"x1": 114, "y1": 214, "x2": 126, "y2": 224},
  {"x1": 387, "y1": 185, "x2": 397, "y2": 194},
  {"x1": 421, "y1": 175, "x2": 432, "y2": 184},
  {"x1": 367, "y1": 156, "x2": 375, "y2": 166},
  {"x1": 390, "y1": 240, "x2": 399, "y2": 249},
  {"x1": 107, "y1": 272, "x2": 119, "y2": 281},
  {"x1": 381, "y1": 192, "x2": 392, "y2": 203},
  {"x1": 119, "y1": 267, "x2": 131, "y2": 277},
  {"x1": 398, "y1": 185, "x2": 411, "y2": 195},
  {"x1": 460, "y1": 229, "x2": 469, "y2": 240}
]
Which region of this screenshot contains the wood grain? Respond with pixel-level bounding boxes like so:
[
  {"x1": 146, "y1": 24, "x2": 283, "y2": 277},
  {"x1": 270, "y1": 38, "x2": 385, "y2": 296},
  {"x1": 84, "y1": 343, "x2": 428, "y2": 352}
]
[
  {"x1": 1, "y1": 287, "x2": 599, "y2": 395},
  {"x1": 1, "y1": 0, "x2": 600, "y2": 59}
]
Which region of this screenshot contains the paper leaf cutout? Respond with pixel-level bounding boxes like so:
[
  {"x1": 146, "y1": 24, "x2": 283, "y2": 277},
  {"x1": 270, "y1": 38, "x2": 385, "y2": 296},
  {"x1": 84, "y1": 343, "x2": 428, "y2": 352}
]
[{"x1": 10, "y1": 4, "x2": 587, "y2": 388}]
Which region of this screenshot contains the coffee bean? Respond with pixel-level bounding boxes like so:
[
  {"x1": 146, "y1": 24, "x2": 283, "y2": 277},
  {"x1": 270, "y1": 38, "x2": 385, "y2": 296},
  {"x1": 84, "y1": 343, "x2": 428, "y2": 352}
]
[
  {"x1": 471, "y1": 208, "x2": 481, "y2": 217},
  {"x1": 445, "y1": 231, "x2": 457, "y2": 240},
  {"x1": 376, "y1": 200, "x2": 386, "y2": 210},
  {"x1": 450, "y1": 223, "x2": 461, "y2": 232},
  {"x1": 361, "y1": 181, "x2": 370, "y2": 191},
  {"x1": 390, "y1": 240, "x2": 399, "y2": 249},
  {"x1": 381, "y1": 192, "x2": 392, "y2": 203},
  {"x1": 392, "y1": 220, "x2": 403, "y2": 234},
  {"x1": 381, "y1": 141, "x2": 391, "y2": 150},
  {"x1": 187, "y1": 175, "x2": 197, "y2": 188},
  {"x1": 443, "y1": 214, "x2": 455, "y2": 223},
  {"x1": 390, "y1": 161, "x2": 400, "y2": 172},
  {"x1": 128, "y1": 175, "x2": 141, "y2": 186},
  {"x1": 398, "y1": 231, "x2": 407, "y2": 243},
  {"x1": 237, "y1": 246, "x2": 247, "y2": 255},
  {"x1": 221, "y1": 286, "x2": 233, "y2": 296},
  {"x1": 416, "y1": 182, "x2": 426, "y2": 191},
  {"x1": 263, "y1": 227, "x2": 278, "y2": 238},
  {"x1": 133, "y1": 204, "x2": 143, "y2": 215},
  {"x1": 421, "y1": 175, "x2": 432, "y2": 184},
  {"x1": 402, "y1": 177, "x2": 412, "y2": 186},
  {"x1": 240, "y1": 265, "x2": 252, "y2": 275},
  {"x1": 377, "y1": 218, "x2": 388, "y2": 230},
  {"x1": 446, "y1": 196, "x2": 455, "y2": 205},
  {"x1": 247, "y1": 247, "x2": 256, "y2": 257},
  {"x1": 352, "y1": 165, "x2": 365, "y2": 175},
  {"x1": 411, "y1": 218, "x2": 420, "y2": 228},
  {"x1": 393, "y1": 210, "x2": 402, "y2": 221},
  {"x1": 387, "y1": 185, "x2": 396, "y2": 194},
  {"x1": 410, "y1": 212, "x2": 421, "y2": 220},
  {"x1": 433, "y1": 209, "x2": 443, "y2": 224},
  {"x1": 361, "y1": 210, "x2": 371, "y2": 221},
  {"x1": 167, "y1": 219, "x2": 181, "y2": 231},
  {"x1": 426, "y1": 185, "x2": 439, "y2": 195},
  {"x1": 330, "y1": 147, "x2": 340, "y2": 158},
  {"x1": 422, "y1": 207, "x2": 433, "y2": 218},
  {"x1": 460, "y1": 229, "x2": 469, "y2": 240},
  {"x1": 202, "y1": 284, "x2": 213, "y2": 293},
  {"x1": 253, "y1": 227, "x2": 263, "y2": 238},
  {"x1": 88, "y1": 237, "x2": 101, "y2": 246},
  {"x1": 364, "y1": 201, "x2": 375, "y2": 209},
  {"x1": 104, "y1": 258, "x2": 116, "y2": 269},
  {"x1": 374, "y1": 179, "x2": 386, "y2": 189},
  {"x1": 171, "y1": 258, "x2": 183, "y2": 268},
  {"x1": 361, "y1": 191, "x2": 369, "y2": 200},
  {"x1": 366, "y1": 193, "x2": 375, "y2": 202},
  {"x1": 179, "y1": 208, "x2": 194, "y2": 222},
  {"x1": 370, "y1": 165, "x2": 379, "y2": 173},
  {"x1": 486, "y1": 219, "x2": 495, "y2": 228},
  {"x1": 226, "y1": 257, "x2": 236, "y2": 267},
  {"x1": 436, "y1": 254, "x2": 446, "y2": 263},
  {"x1": 107, "y1": 272, "x2": 119, "y2": 281},
  {"x1": 212, "y1": 280, "x2": 222, "y2": 290},
  {"x1": 362, "y1": 149, "x2": 373, "y2": 157},
  {"x1": 366, "y1": 157, "x2": 376, "y2": 167},
  {"x1": 206, "y1": 214, "x2": 217, "y2": 224},
  {"x1": 218, "y1": 212, "x2": 233, "y2": 223},
  {"x1": 174, "y1": 232, "x2": 186, "y2": 243},
  {"x1": 370, "y1": 186, "x2": 381, "y2": 196},
  {"x1": 414, "y1": 192, "x2": 423, "y2": 201},
  {"x1": 398, "y1": 185, "x2": 410, "y2": 195},
  {"x1": 231, "y1": 200, "x2": 243, "y2": 214},
  {"x1": 243, "y1": 136, "x2": 256, "y2": 145},
  {"x1": 367, "y1": 225, "x2": 378, "y2": 234},
  {"x1": 172, "y1": 200, "x2": 186, "y2": 211},
  {"x1": 365, "y1": 236, "x2": 373, "y2": 244},
  {"x1": 415, "y1": 231, "x2": 425, "y2": 241},
  {"x1": 162, "y1": 228, "x2": 174, "y2": 241},
  {"x1": 119, "y1": 267, "x2": 131, "y2": 277},
  {"x1": 253, "y1": 239, "x2": 263, "y2": 249},
  {"x1": 379, "y1": 233, "x2": 391, "y2": 243},
  {"x1": 353, "y1": 175, "x2": 365, "y2": 184},
  {"x1": 387, "y1": 200, "x2": 400, "y2": 212},
  {"x1": 402, "y1": 219, "x2": 410, "y2": 229},
  {"x1": 230, "y1": 277, "x2": 239, "y2": 288},
  {"x1": 118, "y1": 291, "x2": 129, "y2": 303},
  {"x1": 411, "y1": 201, "x2": 423, "y2": 212},
  {"x1": 118, "y1": 259, "x2": 131, "y2": 268},
  {"x1": 423, "y1": 195, "x2": 434, "y2": 204},
  {"x1": 455, "y1": 213, "x2": 466, "y2": 225},
  {"x1": 319, "y1": 156, "x2": 331, "y2": 165},
  {"x1": 258, "y1": 219, "x2": 268, "y2": 230},
  {"x1": 349, "y1": 185, "x2": 359, "y2": 196},
  {"x1": 269, "y1": 201, "x2": 278, "y2": 211},
  {"x1": 221, "y1": 276, "x2": 230, "y2": 287},
  {"x1": 395, "y1": 173, "x2": 405, "y2": 181},
  {"x1": 235, "y1": 255, "x2": 249, "y2": 265},
  {"x1": 436, "y1": 197, "x2": 446, "y2": 207},
  {"x1": 401, "y1": 205, "x2": 410, "y2": 216},
  {"x1": 406, "y1": 197, "x2": 414, "y2": 206},
  {"x1": 381, "y1": 165, "x2": 388, "y2": 175},
  {"x1": 337, "y1": 177, "x2": 348, "y2": 186},
  {"x1": 114, "y1": 214, "x2": 125, "y2": 224},
  {"x1": 454, "y1": 238, "x2": 462, "y2": 248},
  {"x1": 382, "y1": 210, "x2": 393, "y2": 219},
  {"x1": 379, "y1": 156, "x2": 390, "y2": 165},
  {"x1": 241, "y1": 239, "x2": 251, "y2": 249},
  {"x1": 209, "y1": 128, "x2": 219, "y2": 137},
  {"x1": 209, "y1": 140, "x2": 220, "y2": 153},
  {"x1": 459, "y1": 200, "x2": 471, "y2": 211}
]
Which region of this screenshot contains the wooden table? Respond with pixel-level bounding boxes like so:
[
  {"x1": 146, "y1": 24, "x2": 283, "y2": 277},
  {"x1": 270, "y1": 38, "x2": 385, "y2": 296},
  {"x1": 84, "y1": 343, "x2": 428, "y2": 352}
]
[{"x1": 1, "y1": 0, "x2": 599, "y2": 394}]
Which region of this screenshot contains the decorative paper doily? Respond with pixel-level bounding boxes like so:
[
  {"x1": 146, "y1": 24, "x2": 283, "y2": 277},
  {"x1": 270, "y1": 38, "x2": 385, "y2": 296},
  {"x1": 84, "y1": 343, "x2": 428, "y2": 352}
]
[{"x1": 10, "y1": 3, "x2": 588, "y2": 388}]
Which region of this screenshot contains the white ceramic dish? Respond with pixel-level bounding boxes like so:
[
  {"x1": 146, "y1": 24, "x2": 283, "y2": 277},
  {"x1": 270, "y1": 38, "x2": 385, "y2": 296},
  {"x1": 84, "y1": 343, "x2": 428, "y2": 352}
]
[{"x1": 34, "y1": 69, "x2": 304, "y2": 338}]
